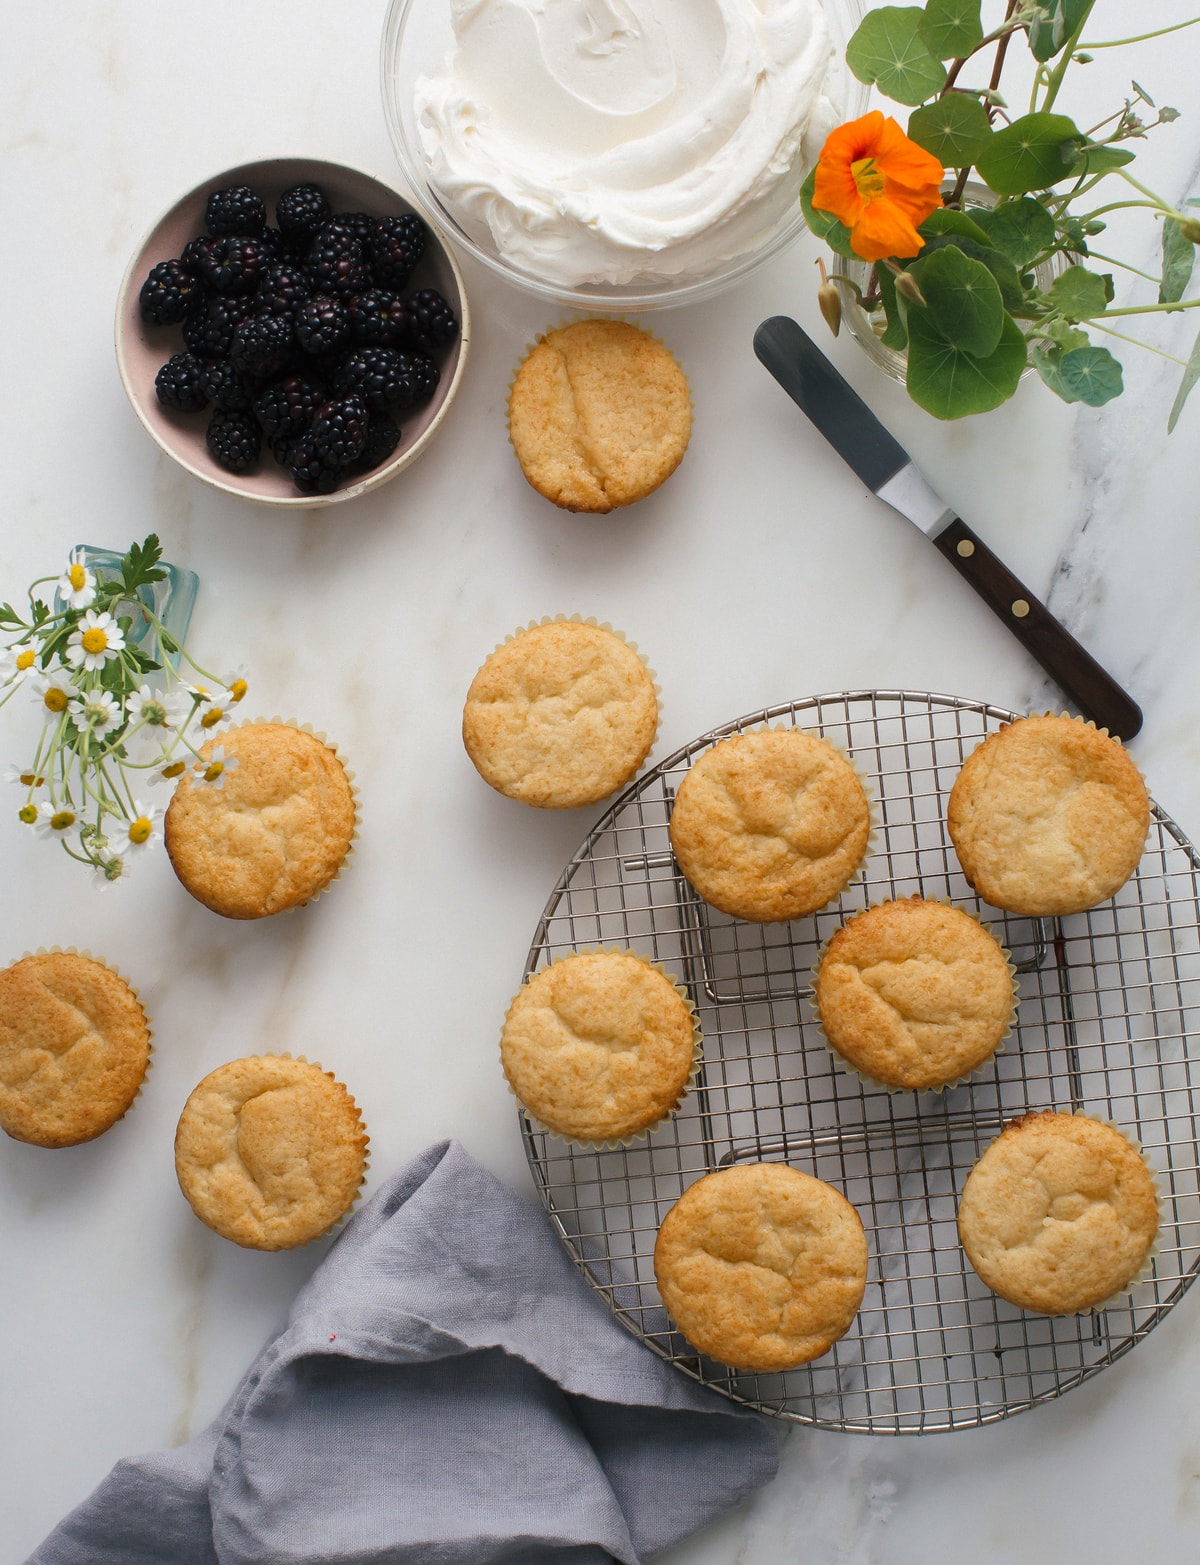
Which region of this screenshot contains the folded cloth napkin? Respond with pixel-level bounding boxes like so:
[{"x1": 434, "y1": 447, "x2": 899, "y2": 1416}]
[{"x1": 30, "y1": 1139, "x2": 778, "y2": 1565}]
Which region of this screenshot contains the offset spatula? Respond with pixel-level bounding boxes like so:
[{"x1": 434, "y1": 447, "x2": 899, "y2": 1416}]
[{"x1": 753, "y1": 315, "x2": 1142, "y2": 740}]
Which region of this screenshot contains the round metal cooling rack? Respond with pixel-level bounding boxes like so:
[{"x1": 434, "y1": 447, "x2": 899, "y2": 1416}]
[{"x1": 519, "y1": 690, "x2": 1200, "y2": 1434}]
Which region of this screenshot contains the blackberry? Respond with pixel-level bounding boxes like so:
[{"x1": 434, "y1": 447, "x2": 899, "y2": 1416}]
[
  {"x1": 155, "y1": 353, "x2": 209, "y2": 413},
  {"x1": 347, "y1": 289, "x2": 409, "y2": 348},
  {"x1": 294, "y1": 294, "x2": 350, "y2": 356},
  {"x1": 368, "y1": 214, "x2": 426, "y2": 288},
  {"x1": 327, "y1": 211, "x2": 376, "y2": 245},
  {"x1": 257, "y1": 262, "x2": 310, "y2": 320},
  {"x1": 335, "y1": 347, "x2": 438, "y2": 413},
  {"x1": 182, "y1": 293, "x2": 256, "y2": 359},
  {"x1": 229, "y1": 313, "x2": 293, "y2": 379},
  {"x1": 254, "y1": 372, "x2": 326, "y2": 439},
  {"x1": 259, "y1": 225, "x2": 287, "y2": 260},
  {"x1": 345, "y1": 415, "x2": 401, "y2": 475},
  {"x1": 206, "y1": 409, "x2": 262, "y2": 473},
  {"x1": 205, "y1": 185, "x2": 266, "y2": 236},
  {"x1": 197, "y1": 234, "x2": 269, "y2": 294},
  {"x1": 306, "y1": 228, "x2": 369, "y2": 297},
  {"x1": 405, "y1": 289, "x2": 459, "y2": 352},
  {"x1": 139, "y1": 259, "x2": 201, "y2": 327},
  {"x1": 276, "y1": 182, "x2": 331, "y2": 242},
  {"x1": 180, "y1": 234, "x2": 217, "y2": 277},
  {"x1": 312, "y1": 395, "x2": 368, "y2": 466},
  {"x1": 201, "y1": 358, "x2": 254, "y2": 412},
  {"x1": 286, "y1": 434, "x2": 342, "y2": 495}
]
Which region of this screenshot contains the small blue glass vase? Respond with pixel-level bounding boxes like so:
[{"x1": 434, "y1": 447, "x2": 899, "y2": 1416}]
[{"x1": 55, "y1": 545, "x2": 198, "y2": 671}]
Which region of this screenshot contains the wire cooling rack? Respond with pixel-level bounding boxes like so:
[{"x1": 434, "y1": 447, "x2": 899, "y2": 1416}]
[{"x1": 519, "y1": 691, "x2": 1200, "y2": 1434}]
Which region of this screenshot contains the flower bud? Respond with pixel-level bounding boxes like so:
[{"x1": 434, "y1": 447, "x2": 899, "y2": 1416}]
[
  {"x1": 816, "y1": 257, "x2": 841, "y2": 338},
  {"x1": 1084, "y1": 220, "x2": 1106, "y2": 235},
  {"x1": 894, "y1": 269, "x2": 927, "y2": 308},
  {"x1": 1180, "y1": 218, "x2": 1200, "y2": 245}
]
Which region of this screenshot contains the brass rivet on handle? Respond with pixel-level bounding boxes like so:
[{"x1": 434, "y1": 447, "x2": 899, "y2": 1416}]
[
  {"x1": 956, "y1": 539, "x2": 975, "y2": 558},
  {"x1": 1011, "y1": 599, "x2": 1031, "y2": 618}
]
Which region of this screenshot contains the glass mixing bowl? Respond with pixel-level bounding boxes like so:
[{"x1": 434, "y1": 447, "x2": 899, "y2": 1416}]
[{"x1": 380, "y1": 0, "x2": 867, "y2": 312}]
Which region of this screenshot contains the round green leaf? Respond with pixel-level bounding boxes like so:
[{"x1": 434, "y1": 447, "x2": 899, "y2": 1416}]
[
  {"x1": 1032, "y1": 344, "x2": 1083, "y2": 403},
  {"x1": 905, "y1": 310, "x2": 1027, "y2": 419},
  {"x1": 918, "y1": 0, "x2": 984, "y2": 60},
  {"x1": 1045, "y1": 266, "x2": 1113, "y2": 321},
  {"x1": 800, "y1": 168, "x2": 857, "y2": 260},
  {"x1": 920, "y1": 208, "x2": 993, "y2": 246},
  {"x1": 1059, "y1": 345, "x2": 1124, "y2": 406},
  {"x1": 846, "y1": 7, "x2": 947, "y2": 106},
  {"x1": 917, "y1": 244, "x2": 1005, "y2": 358},
  {"x1": 908, "y1": 95, "x2": 993, "y2": 166},
  {"x1": 1160, "y1": 216, "x2": 1197, "y2": 305},
  {"x1": 1028, "y1": 0, "x2": 1093, "y2": 63},
  {"x1": 974, "y1": 113, "x2": 1084, "y2": 196},
  {"x1": 968, "y1": 197, "x2": 1056, "y2": 268}
]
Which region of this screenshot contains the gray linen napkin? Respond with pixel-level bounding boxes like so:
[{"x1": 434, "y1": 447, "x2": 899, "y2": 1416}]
[{"x1": 29, "y1": 1139, "x2": 778, "y2": 1564}]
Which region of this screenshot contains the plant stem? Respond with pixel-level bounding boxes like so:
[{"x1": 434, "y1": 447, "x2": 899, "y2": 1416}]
[
  {"x1": 1041, "y1": 1, "x2": 1100, "y2": 113},
  {"x1": 1097, "y1": 298, "x2": 1200, "y2": 318},
  {"x1": 1089, "y1": 320, "x2": 1189, "y2": 364},
  {"x1": 1083, "y1": 250, "x2": 1162, "y2": 284},
  {"x1": 1082, "y1": 18, "x2": 1200, "y2": 49}
]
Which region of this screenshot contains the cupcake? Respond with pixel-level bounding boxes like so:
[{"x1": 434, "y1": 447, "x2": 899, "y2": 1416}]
[
  {"x1": 813, "y1": 898, "x2": 1016, "y2": 1091},
  {"x1": 500, "y1": 949, "x2": 697, "y2": 1143},
  {"x1": 957, "y1": 1111, "x2": 1159, "y2": 1314},
  {"x1": 462, "y1": 619, "x2": 658, "y2": 809},
  {"x1": 0, "y1": 951, "x2": 151, "y2": 1148},
  {"x1": 164, "y1": 722, "x2": 356, "y2": 919},
  {"x1": 947, "y1": 714, "x2": 1149, "y2": 916},
  {"x1": 174, "y1": 1055, "x2": 368, "y2": 1250},
  {"x1": 654, "y1": 1162, "x2": 869, "y2": 1371},
  {"x1": 507, "y1": 319, "x2": 691, "y2": 513},
  {"x1": 669, "y1": 729, "x2": 871, "y2": 922}
]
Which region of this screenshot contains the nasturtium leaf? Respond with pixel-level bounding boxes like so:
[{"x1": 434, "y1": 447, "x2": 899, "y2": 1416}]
[
  {"x1": 1160, "y1": 216, "x2": 1197, "y2": 305},
  {"x1": 1168, "y1": 322, "x2": 1200, "y2": 432},
  {"x1": 1075, "y1": 143, "x2": 1136, "y2": 176},
  {"x1": 846, "y1": 7, "x2": 947, "y2": 105},
  {"x1": 1027, "y1": 0, "x2": 1093, "y2": 64},
  {"x1": 908, "y1": 95, "x2": 993, "y2": 166},
  {"x1": 974, "y1": 113, "x2": 1084, "y2": 195},
  {"x1": 917, "y1": 0, "x2": 984, "y2": 60},
  {"x1": 969, "y1": 197, "x2": 1057, "y2": 267},
  {"x1": 917, "y1": 244, "x2": 1005, "y2": 358},
  {"x1": 1059, "y1": 345, "x2": 1124, "y2": 406},
  {"x1": 800, "y1": 168, "x2": 857, "y2": 260},
  {"x1": 1045, "y1": 265, "x2": 1113, "y2": 321},
  {"x1": 905, "y1": 309, "x2": 1028, "y2": 419},
  {"x1": 920, "y1": 208, "x2": 993, "y2": 246},
  {"x1": 1032, "y1": 344, "x2": 1084, "y2": 403},
  {"x1": 918, "y1": 233, "x2": 1026, "y2": 312},
  {"x1": 876, "y1": 263, "x2": 909, "y2": 349}
]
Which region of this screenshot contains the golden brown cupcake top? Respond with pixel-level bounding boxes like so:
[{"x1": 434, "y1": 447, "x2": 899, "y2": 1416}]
[
  {"x1": 463, "y1": 620, "x2": 658, "y2": 809},
  {"x1": 948, "y1": 715, "x2": 1149, "y2": 916},
  {"x1": 501, "y1": 950, "x2": 695, "y2": 1142},
  {"x1": 669, "y1": 729, "x2": 871, "y2": 922},
  {"x1": 957, "y1": 1111, "x2": 1158, "y2": 1315},
  {"x1": 814, "y1": 898, "x2": 1015, "y2": 1091},
  {"x1": 165, "y1": 723, "x2": 356, "y2": 919},
  {"x1": 654, "y1": 1162, "x2": 868, "y2": 1372},
  {"x1": 0, "y1": 952, "x2": 151, "y2": 1148},
  {"x1": 507, "y1": 319, "x2": 691, "y2": 513},
  {"x1": 174, "y1": 1055, "x2": 368, "y2": 1251}
]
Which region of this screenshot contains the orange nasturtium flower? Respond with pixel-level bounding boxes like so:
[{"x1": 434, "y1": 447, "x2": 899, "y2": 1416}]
[{"x1": 813, "y1": 111, "x2": 945, "y2": 264}]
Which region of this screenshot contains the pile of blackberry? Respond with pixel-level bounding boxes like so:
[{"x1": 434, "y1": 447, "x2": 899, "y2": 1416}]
[{"x1": 141, "y1": 182, "x2": 459, "y2": 496}]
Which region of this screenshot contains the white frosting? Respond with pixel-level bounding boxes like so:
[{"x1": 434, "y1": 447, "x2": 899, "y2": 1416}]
[{"x1": 413, "y1": 0, "x2": 839, "y2": 287}]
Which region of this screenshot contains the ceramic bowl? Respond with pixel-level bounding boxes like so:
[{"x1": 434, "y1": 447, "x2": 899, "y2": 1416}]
[
  {"x1": 115, "y1": 156, "x2": 470, "y2": 507},
  {"x1": 380, "y1": 0, "x2": 867, "y2": 313}
]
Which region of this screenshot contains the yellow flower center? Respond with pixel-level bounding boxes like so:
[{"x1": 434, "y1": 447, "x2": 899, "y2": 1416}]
[
  {"x1": 44, "y1": 688, "x2": 69, "y2": 712},
  {"x1": 50, "y1": 809, "x2": 76, "y2": 831},
  {"x1": 81, "y1": 627, "x2": 108, "y2": 655},
  {"x1": 20, "y1": 772, "x2": 43, "y2": 787},
  {"x1": 229, "y1": 678, "x2": 248, "y2": 703},
  {"x1": 851, "y1": 156, "x2": 886, "y2": 202},
  {"x1": 200, "y1": 707, "x2": 224, "y2": 729},
  {"x1": 16, "y1": 649, "x2": 35, "y2": 671},
  {"x1": 203, "y1": 761, "x2": 225, "y2": 783},
  {"x1": 128, "y1": 816, "x2": 152, "y2": 844},
  {"x1": 162, "y1": 761, "x2": 186, "y2": 779},
  {"x1": 18, "y1": 804, "x2": 37, "y2": 825},
  {"x1": 68, "y1": 564, "x2": 87, "y2": 591}
]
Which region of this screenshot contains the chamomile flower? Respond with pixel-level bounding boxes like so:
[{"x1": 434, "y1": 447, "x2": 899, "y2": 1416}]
[
  {"x1": 120, "y1": 800, "x2": 160, "y2": 851},
  {"x1": 197, "y1": 700, "x2": 230, "y2": 733},
  {"x1": 0, "y1": 643, "x2": 42, "y2": 684},
  {"x1": 195, "y1": 745, "x2": 239, "y2": 788},
  {"x1": 147, "y1": 758, "x2": 189, "y2": 787},
  {"x1": 34, "y1": 800, "x2": 78, "y2": 839},
  {"x1": 3, "y1": 764, "x2": 45, "y2": 787},
  {"x1": 56, "y1": 556, "x2": 98, "y2": 611},
  {"x1": 94, "y1": 846, "x2": 132, "y2": 889},
  {"x1": 126, "y1": 684, "x2": 172, "y2": 728},
  {"x1": 33, "y1": 670, "x2": 76, "y2": 715},
  {"x1": 65, "y1": 609, "x2": 126, "y2": 672},
  {"x1": 221, "y1": 666, "x2": 250, "y2": 705},
  {"x1": 69, "y1": 688, "x2": 122, "y2": 739}
]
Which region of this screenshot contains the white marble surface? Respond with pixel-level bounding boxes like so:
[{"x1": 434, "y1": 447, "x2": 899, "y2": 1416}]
[{"x1": 4, "y1": 3, "x2": 1200, "y2": 1560}]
